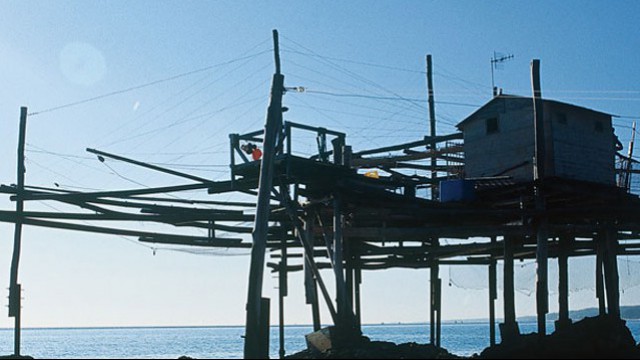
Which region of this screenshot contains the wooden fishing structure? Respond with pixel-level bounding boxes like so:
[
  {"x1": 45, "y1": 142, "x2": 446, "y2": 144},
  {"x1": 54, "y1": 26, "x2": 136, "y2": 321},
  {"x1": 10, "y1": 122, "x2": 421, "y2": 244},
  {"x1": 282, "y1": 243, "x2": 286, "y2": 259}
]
[{"x1": 3, "y1": 30, "x2": 640, "y2": 358}]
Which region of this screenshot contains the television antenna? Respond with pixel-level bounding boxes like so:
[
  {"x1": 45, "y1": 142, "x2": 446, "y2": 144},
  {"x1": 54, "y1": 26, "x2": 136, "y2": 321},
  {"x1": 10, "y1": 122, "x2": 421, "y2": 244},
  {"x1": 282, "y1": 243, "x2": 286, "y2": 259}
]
[{"x1": 491, "y1": 51, "x2": 514, "y2": 96}]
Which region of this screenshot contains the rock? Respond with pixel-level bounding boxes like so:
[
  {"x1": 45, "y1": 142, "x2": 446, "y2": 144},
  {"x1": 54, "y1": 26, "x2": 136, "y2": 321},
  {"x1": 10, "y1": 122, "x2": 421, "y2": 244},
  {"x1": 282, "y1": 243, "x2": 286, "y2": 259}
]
[
  {"x1": 305, "y1": 328, "x2": 334, "y2": 353},
  {"x1": 479, "y1": 315, "x2": 640, "y2": 359},
  {"x1": 287, "y1": 315, "x2": 640, "y2": 359},
  {"x1": 286, "y1": 337, "x2": 458, "y2": 359}
]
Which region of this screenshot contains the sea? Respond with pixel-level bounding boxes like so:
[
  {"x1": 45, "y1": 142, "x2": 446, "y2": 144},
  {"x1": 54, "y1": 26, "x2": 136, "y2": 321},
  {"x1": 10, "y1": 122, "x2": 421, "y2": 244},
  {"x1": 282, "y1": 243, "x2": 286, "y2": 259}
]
[{"x1": 1, "y1": 320, "x2": 639, "y2": 359}]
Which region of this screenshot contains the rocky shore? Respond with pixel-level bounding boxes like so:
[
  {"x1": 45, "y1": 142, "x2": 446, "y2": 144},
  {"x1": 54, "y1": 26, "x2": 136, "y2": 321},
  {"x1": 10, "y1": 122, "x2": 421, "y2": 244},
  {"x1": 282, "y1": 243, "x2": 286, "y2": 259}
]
[{"x1": 287, "y1": 315, "x2": 640, "y2": 359}]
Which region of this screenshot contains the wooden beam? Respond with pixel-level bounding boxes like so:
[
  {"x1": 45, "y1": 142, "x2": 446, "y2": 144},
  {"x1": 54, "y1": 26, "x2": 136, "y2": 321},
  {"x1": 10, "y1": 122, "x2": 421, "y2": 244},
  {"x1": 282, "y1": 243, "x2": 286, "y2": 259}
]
[
  {"x1": 0, "y1": 213, "x2": 247, "y2": 247},
  {"x1": 86, "y1": 148, "x2": 211, "y2": 183},
  {"x1": 351, "y1": 145, "x2": 463, "y2": 168},
  {"x1": 353, "y1": 133, "x2": 462, "y2": 157}
]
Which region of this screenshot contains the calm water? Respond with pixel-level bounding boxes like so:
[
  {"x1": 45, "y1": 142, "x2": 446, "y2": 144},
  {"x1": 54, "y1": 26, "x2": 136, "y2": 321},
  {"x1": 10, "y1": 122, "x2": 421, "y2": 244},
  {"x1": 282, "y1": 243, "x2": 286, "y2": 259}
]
[{"x1": 1, "y1": 321, "x2": 639, "y2": 358}]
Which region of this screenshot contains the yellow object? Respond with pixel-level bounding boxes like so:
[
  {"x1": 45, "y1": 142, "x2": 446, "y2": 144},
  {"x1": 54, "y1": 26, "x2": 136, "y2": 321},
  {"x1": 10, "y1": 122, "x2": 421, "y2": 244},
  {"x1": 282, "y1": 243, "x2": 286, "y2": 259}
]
[{"x1": 364, "y1": 170, "x2": 379, "y2": 179}]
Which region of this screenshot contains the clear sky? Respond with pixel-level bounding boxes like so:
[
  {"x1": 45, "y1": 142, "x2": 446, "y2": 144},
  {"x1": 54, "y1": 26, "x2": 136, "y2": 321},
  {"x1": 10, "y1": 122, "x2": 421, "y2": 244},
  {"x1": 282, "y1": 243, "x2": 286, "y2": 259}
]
[{"x1": 1, "y1": 1, "x2": 640, "y2": 332}]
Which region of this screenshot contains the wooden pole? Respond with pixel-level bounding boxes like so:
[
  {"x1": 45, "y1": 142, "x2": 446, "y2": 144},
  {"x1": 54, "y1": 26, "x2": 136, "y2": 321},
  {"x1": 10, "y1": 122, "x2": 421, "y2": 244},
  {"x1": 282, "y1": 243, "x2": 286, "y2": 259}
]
[
  {"x1": 427, "y1": 55, "x2": 442, "y2": 347},
  {"x1": 489, "y1": 236, "x2": 497, "y2": 346},
  {"x1": 9, "y1": 106, "x2": 27, "y2": 356},
  {"x1": 595, "y1": 234, "x2": 606, "y2": 316},
  {"x1": 354, "y1": 265, "x2": 362, "y2": 331},
  {"x1": 244, "y1": 29, "x2": 284, "y2": 359},
  {"x1": 260, "y1": 298, "x2": 271, "y2": 357},
  {"x1": 429, "y1": 237, "x2": 440, "y2": 346},
  {"x1": 603, "y1": 227, "x2": 620, "y2": 317},
  {"x1": 278, "y1": 239, "x2": 287, "y2": 359},
  {"x1": 333, "y1": 195, "x2": 351, "y2": 333},
  {"x1": 86, "y1": 148, "x2": 211, "y2": 183},
  {"x1": 304, "y1": 216, "x2": 322, "y2": 331},
  {"x1": 436, "y1": 277, "x2": 441, "y2": 348},
  {"x1": 556, "y1": 235, "x2": 572, "y2": 330},
  {"x1": 426, "y1": 55, "x2": 438, "y2": 200},
  {"x1": 345, "y1": 242, "x2": 354, "y2": 316},
  {"x1": 535, "y1": 224, "x2": 549, "y2": 337},
  {"x1": 531, "y1": 59, "x2": 545, "y2": 181},
  {"x1": 531, "y1": 59, "x2": 548, "y2": 338},
  {"x1": 501, "y1": 236, "x2": 519, "y2": 342}
]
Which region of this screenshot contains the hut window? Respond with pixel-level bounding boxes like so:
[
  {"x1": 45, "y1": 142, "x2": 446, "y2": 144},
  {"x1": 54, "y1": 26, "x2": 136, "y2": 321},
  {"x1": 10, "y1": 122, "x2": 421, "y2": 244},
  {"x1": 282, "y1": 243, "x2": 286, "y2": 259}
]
[
  {"x1": 486, "y1": 117, "x2": 499, "y2": 134},
  {"x1": 557, "y1": 113, "x2": 567, "y2": 125},
  {"x1": 595, "y1": 120, "x2": 604, "y2": 132}
]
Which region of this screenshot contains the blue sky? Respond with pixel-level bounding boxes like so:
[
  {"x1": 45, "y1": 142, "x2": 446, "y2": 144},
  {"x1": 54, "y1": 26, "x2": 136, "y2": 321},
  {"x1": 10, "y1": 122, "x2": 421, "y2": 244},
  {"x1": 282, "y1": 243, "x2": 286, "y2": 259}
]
[{"x1": 1, "y1": 1, "x2": 640, "y2": 332}]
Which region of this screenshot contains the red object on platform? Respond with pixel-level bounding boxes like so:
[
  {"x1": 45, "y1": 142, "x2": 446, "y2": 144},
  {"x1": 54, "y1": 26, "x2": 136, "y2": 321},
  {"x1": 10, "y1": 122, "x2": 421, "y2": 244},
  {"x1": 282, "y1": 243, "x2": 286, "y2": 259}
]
[{"x1": 252, "y1": 148, "x2": 262, "y2": 161}]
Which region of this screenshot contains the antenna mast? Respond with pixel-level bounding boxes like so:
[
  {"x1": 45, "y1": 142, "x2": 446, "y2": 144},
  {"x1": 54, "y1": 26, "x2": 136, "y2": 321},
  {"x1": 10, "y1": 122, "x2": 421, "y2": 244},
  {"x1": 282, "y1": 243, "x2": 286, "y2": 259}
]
[{"x1": 491, "y1": 51, "x2": 514, "y2": 96}]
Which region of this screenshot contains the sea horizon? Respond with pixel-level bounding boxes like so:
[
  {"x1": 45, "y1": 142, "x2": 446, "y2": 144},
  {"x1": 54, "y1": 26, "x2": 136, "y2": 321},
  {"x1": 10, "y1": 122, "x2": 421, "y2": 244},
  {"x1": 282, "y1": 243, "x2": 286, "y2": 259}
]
[
  {"x1": 1, "y1": 320, "x2": 639, "y2": 359},
  {"x1": 4, "y1": 305, "x2": 639, "y2": 331}
]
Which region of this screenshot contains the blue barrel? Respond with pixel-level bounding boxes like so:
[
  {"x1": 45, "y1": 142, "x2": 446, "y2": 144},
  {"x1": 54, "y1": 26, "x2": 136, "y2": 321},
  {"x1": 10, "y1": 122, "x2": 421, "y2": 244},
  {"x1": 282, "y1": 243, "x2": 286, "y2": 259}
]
[{"x1": 439, "y1": 179, "x2": 476, "y2": 202}]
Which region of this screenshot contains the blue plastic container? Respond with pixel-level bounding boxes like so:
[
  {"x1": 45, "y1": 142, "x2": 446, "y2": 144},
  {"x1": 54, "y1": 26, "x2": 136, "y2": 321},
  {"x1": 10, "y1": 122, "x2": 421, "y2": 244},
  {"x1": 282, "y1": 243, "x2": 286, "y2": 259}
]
[{"x1": 439, "y1": 179, "x2": 476, "y2": 202}]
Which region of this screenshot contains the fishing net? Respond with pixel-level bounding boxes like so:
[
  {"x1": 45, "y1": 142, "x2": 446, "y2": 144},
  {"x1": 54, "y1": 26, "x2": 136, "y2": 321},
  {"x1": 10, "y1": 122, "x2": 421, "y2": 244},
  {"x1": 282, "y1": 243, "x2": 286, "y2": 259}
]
[{"x1": 448, "y1": 256, "x2": 640, "y2": 296}]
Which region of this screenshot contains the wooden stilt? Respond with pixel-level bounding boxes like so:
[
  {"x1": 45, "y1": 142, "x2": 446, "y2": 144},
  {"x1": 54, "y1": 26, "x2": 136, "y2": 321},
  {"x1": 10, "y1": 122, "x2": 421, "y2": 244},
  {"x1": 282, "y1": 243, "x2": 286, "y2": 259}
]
[
  {"x1": 278, "y1": 241, "x2": 287, "y2": 359},
  {"x1": 430, "y1": 237, "x2": 440, "y2": 346},
  {"x1": 603, "y1": 227, "x2": 620, "y2": 318},
  {"x1": 436, "y1": 277, "x2": 441, "y2": 348},
  {"x1": 595, "y1": 234, "x2": 606, "y2": 316},
  {"x1": 244, "y1": 30, "x2": 284, "y2": 359},
  {"x1": 535, "y1": 222, "x2": 549, "y2": 337},
  {"x1": 354, "y1": 265, "x2": 362, "y2": 331},
  {"x1": 303, "y1": 217, "x2": 321, "y2": 331},
  {"x1": 489, "y1": 236, "x2": 497, "y2": 346},
  {"x1": 260, "y1": 298, "x2": 271, "y2": 358},
  {"x1": 531, "y1": 58, "x2": 548, "y2": 339},
  {"x1": 9, "y1": 107, "x2": 27, "y2": 357},
  {"x1": 345, "y1": 241, "x2": 354, "y2": 315},
  {"x1": 555, "y1": 235, "x2": 572, "y2": 331},
  {"x1": 500, "y1": 236, "x2": 520, "y2": 342},
  {"x1": 333, "y1": 195, "x2": 353, "y2": 335}
]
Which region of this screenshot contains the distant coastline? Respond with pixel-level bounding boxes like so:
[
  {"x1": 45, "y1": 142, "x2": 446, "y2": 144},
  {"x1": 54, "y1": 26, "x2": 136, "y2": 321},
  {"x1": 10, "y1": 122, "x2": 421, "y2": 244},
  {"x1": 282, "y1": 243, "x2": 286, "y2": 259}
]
[{"x1": 2, "y1": 305, "x2": 638, "y2": 330}]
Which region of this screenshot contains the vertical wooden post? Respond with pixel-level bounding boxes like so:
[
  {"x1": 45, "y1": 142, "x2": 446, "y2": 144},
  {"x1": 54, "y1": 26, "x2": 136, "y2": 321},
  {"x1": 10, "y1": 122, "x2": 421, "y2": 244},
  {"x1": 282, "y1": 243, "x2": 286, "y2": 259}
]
[
  {"x1": 333, "y1": 195, "x2": 351, "y2": 333},
  {"x1": 285, "y1": 122, "x2": 292, "y2": 155},
  {"x1": 278, "y1": 240, "x2": 287, "y2": 359},
  {"x1": 427, "y1": 55, "x2": 442, "y2": 347},
  {"x1": 501, "y1": 235, "x2": 520, "y2": 342},
  {"x1": 426, "y1": 55, "x2": 438, "y2": 200},
  {"x1": 354, "y1": 265, "x2": 362, "y2": 331},
  {"x1": 244, "y1": 29, "x2": 284, "y2": 359},
  {"x1": 429, "y1": 237, "x2": 440, "y2": 346},
  {"x1": 332, "y1": 136, "x2": 345, "y2": 165},
  {"x1": 229, "y1": 134, "x2": 237, "y2": 186},
  {"x1": 9, "y1": 106, "x2": 27, "y2": 356},
  {"x1": 436, "y1": 277, "x2": 441, "y2": 348},
  {"x1": 555, "y1": 235, "x2": 572, "y2": 330},
  {"x1": 595, "y1": 234, "x2": 606, "y2": 316},
  {"x1": 603, "y1": 227, "x2": 620, "y2": 318},
  {"x1": 535, "y1": 225, "x2": 549, "y2": 337},
  {"x1": 489, "y1": 236, "x2": 497, "y2": 346},
  {"x1": 303, "y1": 216, "x2": 321, "y2": 331},
  {"x1": 345, "y1": 242, "x2": 355, "y2": 320},
  {"x1": 260, "y1": 298, "x2": 271, "y2": 357},
  {"x1": 531, "y1": 59, "x2": 545, "y2": 181},
  {"x1": 531, "y1": 59, "x2": 548, "y2": 338}
]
